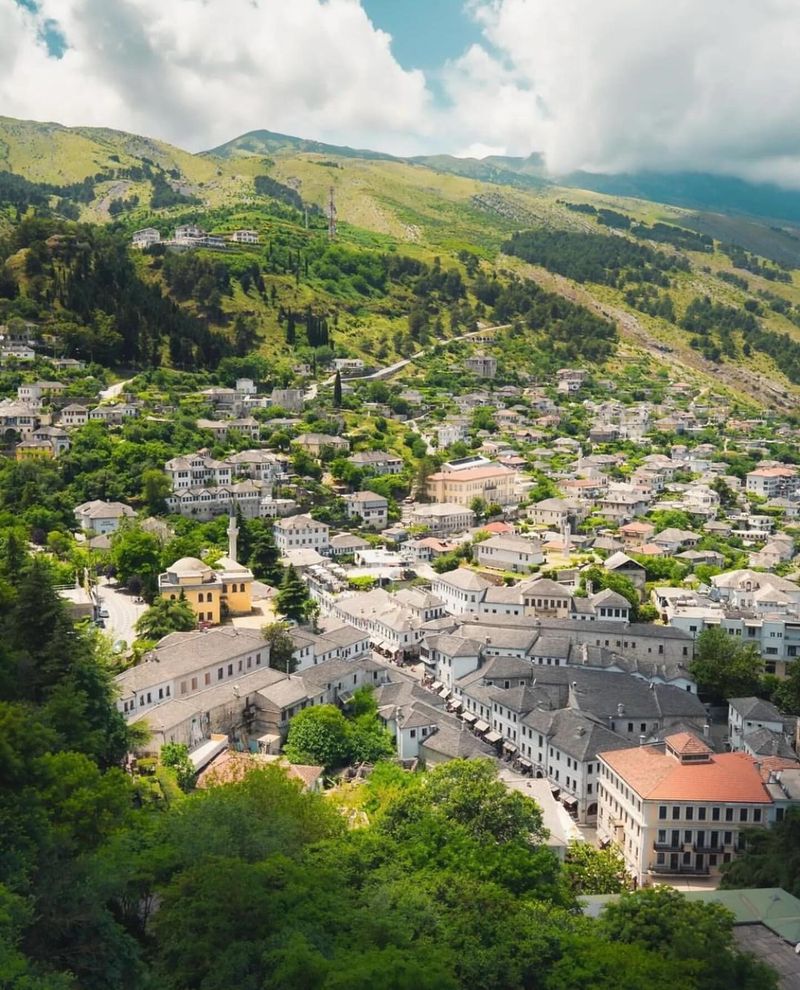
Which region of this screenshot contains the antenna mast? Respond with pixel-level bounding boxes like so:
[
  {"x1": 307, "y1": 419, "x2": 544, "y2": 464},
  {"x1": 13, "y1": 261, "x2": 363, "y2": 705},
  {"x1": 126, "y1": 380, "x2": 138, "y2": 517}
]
[{"x1": 328, "y1": 186, "x2": 337, "y2": 241}]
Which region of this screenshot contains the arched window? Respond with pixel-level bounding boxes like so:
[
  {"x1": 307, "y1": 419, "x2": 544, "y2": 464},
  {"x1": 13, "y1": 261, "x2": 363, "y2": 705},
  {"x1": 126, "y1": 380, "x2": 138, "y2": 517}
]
[
  {"x1": 170, "y1": 594, "x2": 176, "y2": 600},
  {"x1": 223, "y1": 583, "x2": 228, "y2": 592},
  {"x1": 240, "y1": 583, "x2": 245, "y2": 593},
  {"x1": 198, "y1": 592, "x2": 204, "y2": 603},
  {"x1": 207, "y1": 593, "x2": 213, "y2": 601}
]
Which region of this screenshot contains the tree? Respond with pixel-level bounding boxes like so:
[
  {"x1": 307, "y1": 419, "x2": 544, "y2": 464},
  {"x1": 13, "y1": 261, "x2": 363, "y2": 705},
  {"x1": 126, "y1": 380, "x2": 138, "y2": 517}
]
[
  {"x1": 333, "y1": 370, "x2": 343, "y2": 408},
  {"x1": 135, "y1": 594, "x2": 196, "y2": 640},
  {"x1": 347, "y1": 714, "x2": 395, "y2": 764},
  {"x1": 598, "y1": 887, "x2": 777, "y2": 990},
  {"x1": 246, "y1": 522, "x2": 282, "y2": 584},
  {"x1": 563, "y1": 840, "x2": 630, "y2": 894},
  {"x1": 773, "y1": 659, "x2": 800, "y2": 715},
  {"x1": 160, "y1": 742, "x2": 196, "y2": 791},
  {"x1": 283, "y1": 705, "x2": 350, "y2": 770},
  {"x1": 141, "y1": 469, "x2": 171, "y2": 515},
  {"x1": 689, "y1": 626, "x2": 764, "y2": 702},
  {"x1": 721, "y1": 809, "x2": 800, "y2": 897},
  {"x1": 261, "y1": 621, "x2": 297, "y2": 674},
  {"x1": 275, "y1": 565, "x2": 312, "y2": 622},
  {"x1": 111, "y1": 527, "x2": 162, "y2": 594}
]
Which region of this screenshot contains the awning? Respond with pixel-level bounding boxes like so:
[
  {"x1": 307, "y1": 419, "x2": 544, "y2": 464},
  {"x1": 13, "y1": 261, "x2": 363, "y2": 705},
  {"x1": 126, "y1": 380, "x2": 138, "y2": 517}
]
[
  {"x1": 449, "y1": 700, "x2": 463, "y2": 712},
  {"x1": 562, "y1": 796, "x2": 578, "y2": 809},
  {"x1": 518, "y1": 758, "x2": 533, "y2": 769},
  {"x1": 474, "y1": 719, "x2": 490, "y2": 734},
  {"x1": 462, "y1": 712, "x2": 477, "y2": 724},
  {"x1": 439, "y1": 687, "x2": 451, "y2": 699},
  {"x1": 431, "y1": 681, "x2": 443, "y2": 692},
  {"x1": 502, "y1": 741, "x2": 518, "y2": 753},
  {"x1": 485, "y1": 730, "x2": 503, "y2": 744}
]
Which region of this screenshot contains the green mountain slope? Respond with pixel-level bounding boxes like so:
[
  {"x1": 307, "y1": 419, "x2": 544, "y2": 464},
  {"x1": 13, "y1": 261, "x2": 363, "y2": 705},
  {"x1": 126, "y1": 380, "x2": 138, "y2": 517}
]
[{"x1": 3, "y1": 114, "x2": 800, "y2": 411}]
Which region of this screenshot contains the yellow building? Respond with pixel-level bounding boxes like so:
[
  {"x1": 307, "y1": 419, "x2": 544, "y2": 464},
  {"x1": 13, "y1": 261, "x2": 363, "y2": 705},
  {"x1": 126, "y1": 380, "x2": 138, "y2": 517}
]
[
  {"x1": 425, "y1": 463, "x2": 517, "y2": 507},
  {"x1": 15, "y1": 439, "x2": 55, "y2": 460},
  {"x1": 159, "y1": 517, "x2": 253, "y2": 625}
]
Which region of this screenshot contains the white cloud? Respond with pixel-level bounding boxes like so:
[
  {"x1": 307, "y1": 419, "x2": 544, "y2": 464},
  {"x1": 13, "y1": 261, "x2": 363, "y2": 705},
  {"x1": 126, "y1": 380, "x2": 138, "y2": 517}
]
[
  {"x1": 0, "y1": 0, "x2": 431, "y2": 153},
  {"x1": 2, "y1": 0, "x2": 800, "y2": 188},
  {"x1": 454, "y1": 0, "x2": 800, "y2": 186}
]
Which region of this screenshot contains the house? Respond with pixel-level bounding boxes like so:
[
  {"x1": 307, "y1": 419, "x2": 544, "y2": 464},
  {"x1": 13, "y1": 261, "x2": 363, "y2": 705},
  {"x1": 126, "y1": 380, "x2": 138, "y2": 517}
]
[
  {"x1": 0, "y1": 399, "x2": 40, "y2": 437},
  {"x1": 293, "y1": 433, "x2": 350, "y2": 457},
  {"x1": 474, "y1": 534, "x2": 545, "y2": 573},
  {"x1": 159, "y1": 517, "x2": 253, "y2": 624},
  {"x1": 333, "y1": 358, "x2": 365, "y2": 373},
  {"x1": 230, "y1": 229, "x2": 260, "y2": 244},
  {"x1": 196, "y1": 417, "x2": 260, "y2": 441},
  {"x1": 347, "y1": 450, "x2": 404, "y2": 475},
  {"x1": 556, "y1": 368, "x2": 587, "y2": 393},
  {"x1": 527, "y1": 497, "x2": 571, "y2": 530},
  {"x1": 269, "y1": 388, "x2": 305, "y2": 413},
  {"x1": 597, "y1": 733, "x2": 777, "y2": 886},
  {"x1": 345, "y1": 490, "x2": 389, "y2": 530},
  {"x1": 520, "y1": 708, "x2": 630, "y2": 821},
  {"x1": 74, "y1": 499, "x2": 135, "y2": 535},
  {"x1": 652, "y1": 528, "x2": 700, "y2": 554},
  {"x1": 465, "y1": 354, "x2": 497, "y2": 379},
  {"x1": 409, "y1": 503, "x2": 475, "y2": 535},
  {"x1": 31, "y1": 425, "x2": 70, "y2": 455},
  {"x1": 59, "y1": 403, "x2": 90, "y2": 428},
  {"x1": 728, "y1": 697, "x2": 788, "y2": 752},
  {"x1": 430, "y1": 568, "x2": 492, "y2": 615},
  {"x1": 619, "y1": 520, "x2": 655, "y2": 549},
  {"x1": 329, "y1": 533, "x2": 371, "y2": 557},
  {"x1": 425, "y1": 459, "x2": 517, "y2": 507},
  {"x1": 273, "y1": 514, "x2": 330, "y2": 554},
  {"x1": 603, "y1": 551, "x2": 647, "y2": 593},
  {"x1": 132, "y1": 227, "x2": 161, "y2": 249},
  {"x1": 745, "y1": 466, "x2": 799, "y2": 499},
  {"x1": 17, "y1": 380, "x2": 65, "y2": 403},
  {"x1": 115, "y1": 626, "x2": 269, "y2": 722}
]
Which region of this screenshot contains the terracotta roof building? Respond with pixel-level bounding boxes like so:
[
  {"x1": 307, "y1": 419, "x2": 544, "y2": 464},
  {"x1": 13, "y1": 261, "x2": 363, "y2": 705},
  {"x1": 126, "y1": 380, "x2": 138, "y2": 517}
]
[{"x1": 597, "y1": 732, "x2": 780, "y2": 886}]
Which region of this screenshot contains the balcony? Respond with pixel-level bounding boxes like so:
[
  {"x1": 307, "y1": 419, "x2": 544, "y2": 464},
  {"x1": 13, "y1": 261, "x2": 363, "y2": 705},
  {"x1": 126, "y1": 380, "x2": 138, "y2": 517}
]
[
  {"x1": 649, "y1": 864, "x2": 710, "y2": 877},
  {"x1": 653, "y1": 842, "x2": 682, "y2": 852}
]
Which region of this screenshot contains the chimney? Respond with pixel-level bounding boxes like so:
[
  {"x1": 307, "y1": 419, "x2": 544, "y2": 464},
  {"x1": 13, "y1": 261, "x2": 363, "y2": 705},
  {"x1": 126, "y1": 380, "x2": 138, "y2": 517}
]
[
  {"x1": 233, "y1": 684, "x2": 240, "y2": 698},
  {"x1": 639, "y1": 734, "x2": 647, "y2": 745},
  {"x1": 703, "y1": 723, "x2": 710, "y2": 738},
  {"x1": 617, "y1": 703, "x2": 625, "y2": 716}
]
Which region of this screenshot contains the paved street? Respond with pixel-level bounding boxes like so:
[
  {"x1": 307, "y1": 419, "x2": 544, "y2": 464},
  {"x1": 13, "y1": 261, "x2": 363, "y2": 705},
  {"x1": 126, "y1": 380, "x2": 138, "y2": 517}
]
[{"x1": 96, "y1": 577, "x2": 147, "y2": 647}]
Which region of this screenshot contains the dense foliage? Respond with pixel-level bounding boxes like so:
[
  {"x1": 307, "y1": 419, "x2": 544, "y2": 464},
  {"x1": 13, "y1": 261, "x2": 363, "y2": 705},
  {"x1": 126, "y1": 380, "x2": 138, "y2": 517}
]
[{"x1": 503, "y1": 228, "x2": 689, "y2": 286}]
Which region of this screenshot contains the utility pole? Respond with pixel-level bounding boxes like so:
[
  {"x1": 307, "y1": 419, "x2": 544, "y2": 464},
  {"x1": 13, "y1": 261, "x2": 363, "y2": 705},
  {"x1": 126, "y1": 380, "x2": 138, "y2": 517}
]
[{"x1": 328, "y1": 185, "x2": 337, "y2": 241}]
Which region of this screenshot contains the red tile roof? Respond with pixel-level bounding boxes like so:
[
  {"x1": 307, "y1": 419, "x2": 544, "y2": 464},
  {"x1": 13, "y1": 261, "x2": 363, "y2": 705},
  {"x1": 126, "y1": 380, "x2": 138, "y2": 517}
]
[{"x1": 600, "y1": 744, "x2": 773, "y2": 803}]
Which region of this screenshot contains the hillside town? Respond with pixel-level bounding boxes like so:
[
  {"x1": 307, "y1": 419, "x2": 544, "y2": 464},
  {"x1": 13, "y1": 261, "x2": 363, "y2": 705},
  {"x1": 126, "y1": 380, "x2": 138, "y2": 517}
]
[{"x1": 4, "y1": 311, "x2": 800, "y2": 898}]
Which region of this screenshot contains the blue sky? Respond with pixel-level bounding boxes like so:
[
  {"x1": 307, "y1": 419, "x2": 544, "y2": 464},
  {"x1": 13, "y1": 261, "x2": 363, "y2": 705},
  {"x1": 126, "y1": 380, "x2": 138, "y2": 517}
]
[{"x1": 361, "y1": 0, "x2": 483, "y2": 71}]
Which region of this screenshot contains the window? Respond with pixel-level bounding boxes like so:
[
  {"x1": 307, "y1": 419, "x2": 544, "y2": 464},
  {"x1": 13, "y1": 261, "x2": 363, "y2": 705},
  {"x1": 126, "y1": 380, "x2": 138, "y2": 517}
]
[
  {"x1": 218, "y1": 668, "x2": 223, "y2": 681},
  {"x1": 753, "y1": 809, "x2": 762, "y2": 823},
  {"x1": 190, "y1": 678, "x2": 197, "y2": 690},
  {"x1": 712, "y1": 807, "x2": 720, "y2": 821},
  {"x1": 698, "y1": 807, "x2": 706, "y2": 821},
  {"x1": 739, "y1": 808, "x2": 748, "y2": 822},
  {"x1": 205, "y1": 672, "x2": 211, "y2": 685},
  {"x1": 672, "y1": 806, "x2": 680, "y2": 820},
  {"x1": 725, "y1": 808, "x2": 734, "y2": 822},
  {"x1": 685, "y1": 807, "x2": 694, "y2": 821}
]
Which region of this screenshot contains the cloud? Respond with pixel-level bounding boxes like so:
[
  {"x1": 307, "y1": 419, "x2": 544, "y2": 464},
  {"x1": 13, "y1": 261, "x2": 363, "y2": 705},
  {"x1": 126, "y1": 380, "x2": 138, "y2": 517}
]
[
  {"x1": 0, "y1": 0, "x2": 431, "y2": 153},
  {"x1": 453, "y1": 0, "x2": 800, "y2": 187},
  {"x1": 2, "y1": 0, "x2": 800, "y2": 189}
]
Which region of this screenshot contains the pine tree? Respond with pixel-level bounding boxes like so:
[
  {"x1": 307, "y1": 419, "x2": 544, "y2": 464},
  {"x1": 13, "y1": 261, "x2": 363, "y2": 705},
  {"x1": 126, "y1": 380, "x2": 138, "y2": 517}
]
[
  {"x1": 275, "y1": 565, "x2": 311, "y2": 622},
  {"x1": 333, "y1": 370, "x2": 342, "y2": 408}
]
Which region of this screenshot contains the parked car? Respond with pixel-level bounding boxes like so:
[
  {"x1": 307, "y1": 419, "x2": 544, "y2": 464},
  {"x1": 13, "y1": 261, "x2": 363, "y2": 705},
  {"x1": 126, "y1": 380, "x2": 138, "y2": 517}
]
[{"x1": 98, "y1": 607, "x2": 110, "y2": 618}]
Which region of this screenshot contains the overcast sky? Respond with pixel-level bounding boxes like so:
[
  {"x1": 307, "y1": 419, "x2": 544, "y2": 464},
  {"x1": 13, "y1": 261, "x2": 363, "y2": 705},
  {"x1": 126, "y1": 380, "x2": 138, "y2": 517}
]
[{"x1": 3, "y1": 0, "x2": 800, "y2": 187}]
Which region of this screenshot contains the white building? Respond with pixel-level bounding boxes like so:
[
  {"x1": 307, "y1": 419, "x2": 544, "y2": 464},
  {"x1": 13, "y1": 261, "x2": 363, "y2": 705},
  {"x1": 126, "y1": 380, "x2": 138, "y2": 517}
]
[
  {"x1": 430, "y1": 568, "x2": 492, "y2": 616},
  {"x1": 274, "y1": 514, "x2": 330, "y2": 554},
  {"x1": 74, "y1": 500, "x2": 136, "y2": 535},
  {"x1": 474, "y1": 534, "x2": 544, "y2": 573},
  {"x1": 344, "y1": 491, "x2": 389, "y2": 530},
  {"x1": 409, "y1": 503, "x2": 475, "y2": 535},
  {"x1": 597, "y1": 733, "x2": 779, "y2": 886},
  {"x1": 132, "y1": 227, "x2": 161, "y2": 249},
  {"x1": 230, "y1": 230, "x2": 260, "y2": 244}
]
